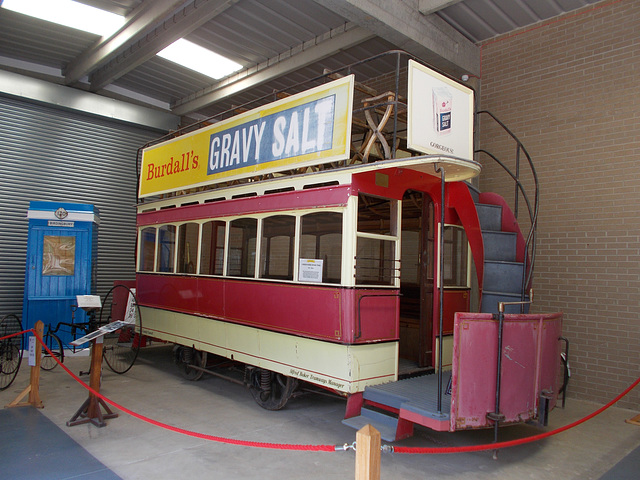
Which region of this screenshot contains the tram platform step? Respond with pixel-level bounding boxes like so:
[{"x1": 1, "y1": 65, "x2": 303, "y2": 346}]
[
  {"x1": 342, "y1": 375, "x2": 453, "y2": 440},
  {"x1": 342, "y1": 408, "x2": 405, "y2": 442}
]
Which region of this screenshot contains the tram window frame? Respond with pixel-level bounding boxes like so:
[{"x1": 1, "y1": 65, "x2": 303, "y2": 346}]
[
  {"x1": 176, "y1": 222, "x2": 199, "y2": 274},
  {"x1": 157, "y1": 225, "x2": 176, "y2": 273},
  {"x1": 260, "y1": 215, "x2": 296, "y2": 281},
  {"x1": 200, "y1": 220, "x2": 226, "y2": 276},
  {"x1": 138, "y1": 226, "x2": 156, "y2": 272},
  {"x1": 299, "y1": 211, "x2": 343, "y2": 284},
  {"x1": 227, "y1": 218, "x2": 258, "y2": 278},
  {"x1": 355, "y1": 193, "x2": 400, "y2": 287}
]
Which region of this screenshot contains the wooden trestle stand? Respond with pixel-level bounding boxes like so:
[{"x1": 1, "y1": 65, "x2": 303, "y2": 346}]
[
  {"x1": 66, "y1": 336, "x2": 118, "y2": 427},
  {"x1": 66, "y1": 298, "x2": 118, "y2": 428}
]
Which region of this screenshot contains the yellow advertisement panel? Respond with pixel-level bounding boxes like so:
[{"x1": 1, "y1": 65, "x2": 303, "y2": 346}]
[{"x1": 139, "y1": 76, "x2": 354, "y2": 197}]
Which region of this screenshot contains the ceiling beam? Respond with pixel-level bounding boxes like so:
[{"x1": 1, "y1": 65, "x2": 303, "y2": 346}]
[
  {"x1": 418, "y1": 0, "x2": 464, "y2": 16},
  {"x1": 171, "y1": 23, "x2": 374, "y2": 116},
  {"x1": 88, "y1": 0, "x2": 240, "y2": 92},
  {"x1": 63, "y1": 0, "x2": 187, "y2": 86},
  {"x1": 311, "y1": 0, "x2": 479, "y2": 76},
  {"x1": 0, "y1": 70, "x2": 178, "y2": 131}
]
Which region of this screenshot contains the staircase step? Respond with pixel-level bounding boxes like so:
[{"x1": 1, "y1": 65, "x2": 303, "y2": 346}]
[
  {"x1": 476, "y1": 203, "x2": 502, "y2": 231},
  {"x1": 481, "y1": 291, "x2": 530, "y2": 314},
  {"x1": 482, "y1": 231, "x2": 517, "y2": 262},
  {"x1": 484, "y1": 261, "x2": 524, "y2": 294},
  {"x1": 342, "y1": 408, "x2": 400, "y2": 442}
]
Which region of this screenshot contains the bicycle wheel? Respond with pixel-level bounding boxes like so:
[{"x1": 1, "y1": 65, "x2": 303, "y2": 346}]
[
  {"x1": 100, "y1": 284, "x2": 143, "y2": 374},
  {"x1": 41, "y1": 332, "x2": 64, "y2": 371},
  {"x1": 0, "y1": 314, "x2": 24, "y2": 391}
]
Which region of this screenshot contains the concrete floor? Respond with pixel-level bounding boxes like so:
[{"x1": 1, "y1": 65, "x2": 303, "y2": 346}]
[{"x1": 1, "y1": 344, "x2": 639, "y2": 480}]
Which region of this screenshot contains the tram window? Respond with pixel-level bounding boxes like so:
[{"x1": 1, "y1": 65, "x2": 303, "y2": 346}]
[
  {"x1": 260, "y1": 215, "x2": 295, "y2": 280},
  {"x1": 299, "y1": 212, "x2": 343, "y2": 284},
  {"x1": 357, "y1": 193, "x2": 396, "y2": 235},
  {"x1": 443, "y1": 226, "x2": 468, "y2": 287},
  {"x1": 139, "y1": 227, "x2": 156, "y2": 271},
  {"x1": 200, "y1": 221, "x2": 226, "y2": 275},
  {"x1": 227, "y1": 218, "x2": 257, "y2": 277},
  {"x1": 176, "y1": 223, "x2": 199, "y2": 274},
  {"x1": 355, "y1": 237, "x2": 396, "y2": 286},
  {"x1": 157, "y1": 225, "x2": 176, "y2": 273}
]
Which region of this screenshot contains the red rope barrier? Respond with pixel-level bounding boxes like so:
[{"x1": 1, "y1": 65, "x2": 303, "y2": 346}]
[
  {"x1": 0, "y1": 328, "x2": 32, "y2": 342},
  {"x1": 33, "y1": 331, "x2": 334, "y2": 452},
  {"x1": 31, "y1": 330, "x2": 640, "y2": 455}
]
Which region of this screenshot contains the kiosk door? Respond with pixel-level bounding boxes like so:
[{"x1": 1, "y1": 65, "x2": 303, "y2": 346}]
[{"x1": 22, "y1": 202, "x2": 99, "y2": 346}]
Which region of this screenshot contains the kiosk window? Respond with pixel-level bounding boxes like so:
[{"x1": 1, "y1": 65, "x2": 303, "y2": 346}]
[{"x1": 42, "y1": 235, "x2": 75, "y2": 276}]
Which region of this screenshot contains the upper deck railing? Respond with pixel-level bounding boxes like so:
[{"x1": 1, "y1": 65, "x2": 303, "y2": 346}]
[{"x1": 136, "y1": 50, "x2": 477, "y2": 202}]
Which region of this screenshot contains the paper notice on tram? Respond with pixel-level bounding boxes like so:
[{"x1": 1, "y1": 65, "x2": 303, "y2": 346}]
[{"x1": 299, "y1": 259, "x2": 323, "y2": 283}]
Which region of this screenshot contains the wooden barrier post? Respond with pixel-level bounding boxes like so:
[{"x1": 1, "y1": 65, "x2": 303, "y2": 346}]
[
  {"x1": 7, "y1": 320, "x2": 44, "y2": 409},
  {"x1": 355, "y1": 424, "x2": 381, "y2": 480},
  {"x1": 626, "y1": 414, "x2": 640, "y2": 426}
]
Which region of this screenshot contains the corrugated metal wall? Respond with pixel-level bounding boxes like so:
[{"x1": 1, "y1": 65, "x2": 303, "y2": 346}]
[{"x1": 0, "y1": 94, "x2": 162, "y2": 319}]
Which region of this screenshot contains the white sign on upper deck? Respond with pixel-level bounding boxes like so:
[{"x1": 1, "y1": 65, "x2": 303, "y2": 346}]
[
  {"x1": 139, "y1": 76, "x2": 354, "y2": 198},
  {"x1": 407, "y1": 60, "x2": 474, "y2": 161}
]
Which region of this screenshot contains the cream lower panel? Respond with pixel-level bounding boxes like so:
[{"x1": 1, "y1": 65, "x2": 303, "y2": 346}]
[
  {"x1": 141, "y1": 307, "x2": 398, "y2": 394},
  {"x1": 435, "y1": 334, "x2": 454, "y2": 371}
]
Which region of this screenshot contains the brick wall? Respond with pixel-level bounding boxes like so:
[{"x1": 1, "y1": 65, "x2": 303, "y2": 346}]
[{"x1": 477, "y1": 0, "x2": 639, "y2": 409}]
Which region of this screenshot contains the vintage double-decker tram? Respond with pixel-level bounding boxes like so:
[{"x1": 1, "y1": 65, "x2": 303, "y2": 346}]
[{"x1": 135, "y1": 52, "x2": 565, "y2": 440}]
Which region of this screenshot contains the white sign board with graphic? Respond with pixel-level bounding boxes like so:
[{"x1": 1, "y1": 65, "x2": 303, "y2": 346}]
[{"x1": 407, "y1": 60, "x2": 474, "y2": 161}]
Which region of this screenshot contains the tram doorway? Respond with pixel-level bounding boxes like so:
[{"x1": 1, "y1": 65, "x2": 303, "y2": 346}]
[{"x1": 399, "y1": 191, "x2": 434, "y2": 371}]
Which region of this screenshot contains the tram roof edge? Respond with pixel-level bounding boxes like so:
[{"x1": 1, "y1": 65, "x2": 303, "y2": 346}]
[{"x1": 137, "y1": 154, "x2": 481, "y2": 207}]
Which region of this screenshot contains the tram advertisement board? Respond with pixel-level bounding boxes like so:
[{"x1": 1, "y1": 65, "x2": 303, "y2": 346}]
[
  {"x1": 139, "y1": 75, "x2": 354, "y2": 197},
  {"x1": 407, "y1": 60, "x2": 474, "y2": 161}
]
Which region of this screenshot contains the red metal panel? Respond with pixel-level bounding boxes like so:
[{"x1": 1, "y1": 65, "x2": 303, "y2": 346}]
[
  {"x1": 136, "y1": 274, "x2": 398, "y2": 344},
  {"x1": 450, "y1": 312, "x2": 563, "y2": 430},
  {"x1": 137, "y1": 185, "x2": 350, "y2": 226},
  {"x1": 433, "y1": 289, "x2": 470, "y2": 335},
  {"x1": 448, "y1": 182, "x2": 484, "y2": 301}
]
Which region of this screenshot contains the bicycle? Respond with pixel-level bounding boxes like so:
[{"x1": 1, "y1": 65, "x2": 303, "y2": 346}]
[
  {"x1": 40, "y1": 284, "x2": 143, "y2": 375},
  {"x1": 0, "y1": 314, "x2": 24, "y2": 391}
]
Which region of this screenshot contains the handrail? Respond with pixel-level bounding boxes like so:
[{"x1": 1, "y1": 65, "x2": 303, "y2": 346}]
[{"x1": 475, "y1": 110, "x2": 539, "y2": 305}]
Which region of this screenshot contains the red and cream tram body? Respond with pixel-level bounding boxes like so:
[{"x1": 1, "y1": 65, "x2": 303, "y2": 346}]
[{"x1": 135, "y1": 54, "x2": 564, "y2": 440}]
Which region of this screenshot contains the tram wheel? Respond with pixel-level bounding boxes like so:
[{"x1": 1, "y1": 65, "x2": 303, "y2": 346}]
[
  {"x1": 173, "y1": 346, "x2": 207, "y2": 381},
  {"x1": 100, "y1": 285, "x2": 143, "y2": 374},
  {"x1": 247, "y1": 367, "x2": 298, "y2": 411}
]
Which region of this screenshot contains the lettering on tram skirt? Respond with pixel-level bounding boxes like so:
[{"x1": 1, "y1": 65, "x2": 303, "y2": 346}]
[
  {"x1": 429, "y1": 141, "x2": 454, "y2": 154},
  {"x1": 289, "y1": 368, "x2": 345, "y2": 390},
  {"x1": 208, "y1": 95, "x2": 336, "y2": 175}
]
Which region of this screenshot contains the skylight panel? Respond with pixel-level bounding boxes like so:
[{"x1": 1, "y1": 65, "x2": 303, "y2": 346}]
[
  {"x1": 157, "y1": 39, "x2": 243, "y2": 80},
  {"x1": 1, "y1": 0, "x2": 125, "y2": 37}
]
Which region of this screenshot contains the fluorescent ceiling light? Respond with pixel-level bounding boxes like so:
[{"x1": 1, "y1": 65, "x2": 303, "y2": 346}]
[
  {"x1": 1, "y1": 0, "x2": 125, "y2": 37},
  {"x1": 158, "y1": 39, "x2": 242, "y2": 80}
]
